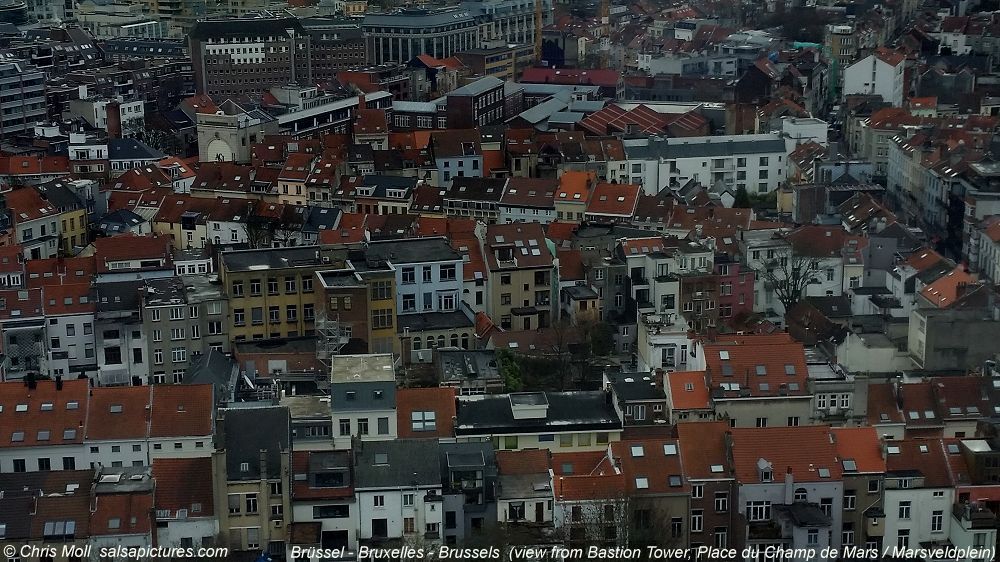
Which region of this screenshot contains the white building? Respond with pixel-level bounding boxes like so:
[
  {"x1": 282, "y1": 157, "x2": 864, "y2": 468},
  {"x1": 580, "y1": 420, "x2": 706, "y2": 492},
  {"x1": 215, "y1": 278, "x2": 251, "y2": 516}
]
[
  {"x1": 287, "y1": 450, "x2": 360, "y2": 559},
  {"x1": 842, "y1": 49, "x2": 905, "y2": 107},
  {"x1": 329, "y1": 354, "x2": 398, "y2": 450},
  {"x1": 366, "y1": 238, "x2": 464, "y2": 317},
  {"x1": 614, "y1": 134, "x2": 792, "y2": 195}
]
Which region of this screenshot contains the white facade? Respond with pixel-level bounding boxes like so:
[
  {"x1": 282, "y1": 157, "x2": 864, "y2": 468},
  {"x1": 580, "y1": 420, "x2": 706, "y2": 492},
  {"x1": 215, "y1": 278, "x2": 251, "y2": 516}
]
[
  {"x1": 614, "y1": 134, "x2": 792, "y2": 195},
  {"x1": 498, "y1": 204, "x2": 556, "y2": 225},
  {"x1": 156, "y1": 517, "x2": 220, "y2": 550},
  {"x1": 355, "y1": 488, "x2": 444, "y2": 542},
  {"x1": 290, "y1": 501, "x2": 359, "y2": 559},
  {"x1": 46, "y1": 312, "x2": 98, "y2": 375},
  {"x1": 393, "y1": 261, "x2": 464, "y2": 315},
  {"x1": 842, "y1": 53, "x2": 905, "y2": 107},
  {"x1": 882, "y1": 485, "x2": 954, "y2": 552},
  {"x1": 781, "y1": 117, "x2": 830, "y2": 146}
]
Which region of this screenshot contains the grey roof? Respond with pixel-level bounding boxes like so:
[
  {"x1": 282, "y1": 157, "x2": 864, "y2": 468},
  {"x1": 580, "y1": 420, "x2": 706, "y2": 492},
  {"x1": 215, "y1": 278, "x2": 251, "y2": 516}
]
[
  {"x1": 774, "y1": 503, "x2": 832, "y2": 527},
  {"x1": 437, "y1": 349, "x2": 500, "y2": 383},
  {"x1": 624, "y1": 136, "x2": 787, "y2": 160},
  {"x1": 562, "y1": 285, "x2": 599, "y2": 300},
  {"x1": 366, "y1": 237, "x2": 462, "y2": 264},
  {"x1": 354, "y1": 439, "x2": 442, "y2": 489},
  {"x1": 221, "y1": 245, "x2": 326, "y2": 272},
  {"x1": 395, "y1": 306, "x2": 475, "y2": 333},
  {"x1": 184, "y1": 348, "x2": 238, "y2": 404},
  {"x1": 94, "y1": 280, "x2": 142, "y2": 313},
  {"x1": 221, "y1": 406, "x2": 290, "y2": 480},
  {"x1": 301, "y1": 206, "x2": 341, "y2": 233},
  {"x1": 190, "y1": 16, "x2": 306, "y2": 40},
  {"x1": 607, "y1": 373, "x2": 665, "y2": 402},
  {"x1": 392, "y1": 100, "x2": 438, "y2": 113},
  {"x1": 444, "y1": 176, "x2": 507, "y2": 203},
  {"x1": 363, "y1": 7, "x2": 479, "y2": 28},
  {"x1": 97, "y1": 209, "x2": 145, "y2": 233},
  {"x1": 449, "y1": 76, "x2": 504, "y2": 97},
  {"x1": 34, "y1": 179, "x2": 85, "y2": 211},
  {"x1": 514, "y1": 97, "x2": 569, "y2": 125},
  {"x1": 108, "y1": 138, "x2": 165, "y2": 161},
  {"x1": 547, "y1": 111, "x2": 586, "y2": 125},
  {"x1": 455, "y1": 391, "x2": 622, "y2": 435}
]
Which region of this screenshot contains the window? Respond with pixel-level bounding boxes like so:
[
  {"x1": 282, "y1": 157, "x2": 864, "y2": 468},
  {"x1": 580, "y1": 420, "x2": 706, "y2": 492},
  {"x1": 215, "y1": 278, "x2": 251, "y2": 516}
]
[
  {"x1": 440, "y1": 264, "x2": 456, "y2": 281},
  {"x1": 402, "y1": 267, "x2": 415, "y2": 284},
  {"x1": 372, "y1": 309, "x2": 392, "y2": 329},
  {"x1": 411, "y1": 411, "x2": 436, "y2": 432},
  {"x1": 357, "y1": 418, "x2": 369, "y2": 435},
  {"x1": 692, "y1": 484, "x2": 703, "y2": 499},
  {"x1": 373, "y1": 495, "x2": 385, "y2": 508},
  {"x1": 104, "y1": 346, "x2": 122, "y2": 365},
  {"x1": 284, "y1": 276, "x2": 297, "y2": 293},
  {"x1": 338, "y1": 419, "x2": 350, "y2": 436},
  {"x1": 286, "y1": 305, "x2": 297, "y2": 322},
  {"x1": 807, "y1": 529, "x2": 818, "y2": 546},
  {"x1": 897, "y1": 529, "x2": 910, "y2": 549},
  {"x1": 844, "y1": 491, "x2": 856, "y2": 510},
  {"x1": 787, "y1": 416, "x2": 799, "y2": 426},
  {"x1": 843, "y1": 523, "x2": 855, "y2": 546},
  {"x1": 171, "y1": 347, "x2": 186, "y2": 362},
  {"x1": 691, "y1": 509, "x2": 703, "y2": 533},
  {"x1": 504, "y1": 436, "x2": 518, "y2": 450},
  {"x1": 671, "y1": 517, "x2": 683, "y2": 538},
  {"x1": 714, "y1": 527, "x2": 728, "y2": 549},
  {"x1": 714, "y1": 492, "x2": 728, "y2": 512},
  {"x1": 403, "y1": 517, "x2": 415, "y2": 534},
  {"x1": 898, "y1": 501, "x2": 911, "y2": 520},
  {"x1": 868, "y1": 479, "x2": 880, "y2": 493},
  {"x1": 931, "y1": 510, "x2": 943, "y2": 532},
  {"x1": 403, "y1": 493, "x2": 414, "y2": 507},
  {"x1": 377, "y1": 417, "x2": 389, "y2": 435},
  {"x1": 746, "y1": 501, "x2": 771, "y2": 521},
  {"x1": 756, "y1": 417, "x2": 767, "y2": 428},
  {"x1": 267, "y1": 278, "x2": 278, "y2": 295}
]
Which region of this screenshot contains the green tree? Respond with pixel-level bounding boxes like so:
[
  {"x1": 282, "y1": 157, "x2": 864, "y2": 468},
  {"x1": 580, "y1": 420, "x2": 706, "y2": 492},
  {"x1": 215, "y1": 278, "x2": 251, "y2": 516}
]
[
  {"x1": 497, "y1": 349, "x2": 524, "y2": 392},
  {"x1": 733, "y1": 185, "x2": 752, "y2": 208}
]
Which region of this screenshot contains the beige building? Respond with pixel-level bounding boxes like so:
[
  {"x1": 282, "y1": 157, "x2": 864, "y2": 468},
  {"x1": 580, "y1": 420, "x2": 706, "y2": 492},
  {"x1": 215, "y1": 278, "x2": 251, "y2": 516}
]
[
  {"x1": 213, "y1": 407, "x2": 292, "y2": 556},
  {"x1": 220, "y1": 246, "x2": 344, "y2": 342},
  {"x1": 481, "y1": 222, "x2": 557, "y2": 331},
  {"x1": 197, "y1": 100, "x2": 279, "y2": 164}
]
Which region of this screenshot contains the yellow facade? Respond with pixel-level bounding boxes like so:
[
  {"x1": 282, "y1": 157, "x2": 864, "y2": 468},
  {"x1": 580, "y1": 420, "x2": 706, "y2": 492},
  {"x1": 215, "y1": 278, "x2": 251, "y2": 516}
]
[{"x1": 58, "y1": 208, "x2": 88, "y2": 254}]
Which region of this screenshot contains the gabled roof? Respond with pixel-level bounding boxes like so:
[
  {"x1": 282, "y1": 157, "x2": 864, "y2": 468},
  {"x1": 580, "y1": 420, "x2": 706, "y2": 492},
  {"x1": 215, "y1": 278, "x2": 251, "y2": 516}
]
[
  {"x1": 149, "y1": 384, "x2": 214, "y2": 438},
  {"x1": 703, "y1": 336, "x2": 809, "y2": 398},
  {"x1": 586, "y1": 182, "x2": 641, "y2": 218},
  {"x1": 885, "y1": 439, "x2": 953, "y2": 486},
  {"x1": 497, "y1": 449, "x2": 551, "y2": 475},
  {"x1": 0, "y1": 379, "x2": 89, "y2": 448},
  {"x1": 919, "y1": 265, "x2": 975, "y2": 308},
  {"x1": 677, "y1": 421, "x2": 732, "y2": 479},
  {"x1": 610, "y1": 438, "x2": 687, "y2": 494},
  {"x1": 667, "y1": 371, "x2": 711, "y2": 410},
  {"x1": 555, "y1": 171, "x2": 594, "y2": 205},
  {"x1": 91, "y1": 492, "x2": 154, "y2": 536},
  {"x1": 152, "y1": 457, "x2": 215, "y2": 517},
  {"x1": 92, "y1": 234, "x2": 172, "y2": 273},
  {"x1": 5, "y1": 186, "x2": 57, "y2": 223},
  {"x1": 831, "y1": 427, "x2": 886, "y2": 474},
  {"x1": 730, "y1": 425, "x2": 841, "y2": 483}
]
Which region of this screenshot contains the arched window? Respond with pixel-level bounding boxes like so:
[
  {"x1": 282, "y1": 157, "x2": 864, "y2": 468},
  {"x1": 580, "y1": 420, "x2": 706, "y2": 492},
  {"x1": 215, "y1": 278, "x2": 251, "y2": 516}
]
[
  {"x1": 461, "y1": 334, "x2": 470, "y2": 349},
  {"x1": 437, "y1": 335, "x2": 446, "y2": 348},
  {"x1": 794, "y1": 488, "x2": 808, "y2": 502},
  {"x1": 450, "y1": 333, "x2": 459, "y2": 348},
  {"x1": 413, "y1": 338, "x2": 422, "y2": 351}
]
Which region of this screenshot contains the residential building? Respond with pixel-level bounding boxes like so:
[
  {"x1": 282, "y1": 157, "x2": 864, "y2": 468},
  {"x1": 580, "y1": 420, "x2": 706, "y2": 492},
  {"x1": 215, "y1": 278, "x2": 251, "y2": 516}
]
[
  {"x1": 482, "y1": 222, "x2": 557, "y2": 331},
  {"x1": 329, "y1": 354, "x2": 397, "y2": 449},
  {"x1": 842, "y1": 48, "x2": 906, "y2": 107},
  {"x1": 0, "y1": 58, "x2": 47, "y2": 136}
]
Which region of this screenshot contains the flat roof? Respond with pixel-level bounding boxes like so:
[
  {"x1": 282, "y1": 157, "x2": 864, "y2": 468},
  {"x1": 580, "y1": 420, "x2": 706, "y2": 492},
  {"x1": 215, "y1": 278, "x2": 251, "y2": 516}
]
[{"x1": 330, "y1": 353, "x2": 395, "y2": 383}]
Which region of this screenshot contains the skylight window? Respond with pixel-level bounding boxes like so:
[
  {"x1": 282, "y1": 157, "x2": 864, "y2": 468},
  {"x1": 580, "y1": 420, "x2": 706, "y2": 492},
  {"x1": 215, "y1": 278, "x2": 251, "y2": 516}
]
[
  {"x1": 710, "y1": 464, "x2": 724, "y2": 473},
  {"x1": 635, "y1": 477, "x2": 649, "y2": 489},
  {"x1": 668, "y1": 475, "x2": 682, "y2": 487},
  {"x1": 663, "y1": 444, "x2": 677, "y2": 455},
  {"x1": 784, "y1": 364, "x2": 796, "y2": 375},
  {"x1": 719, "y1": 350, "x2": 729, "y2": 360},
  {"x1": 817, "y1": 468, "x2": 831, "y2": 478},
  {"x1": 842, "y1": 459, "x2": 857, "y2": 472},
  {"x1": 887, "y1": 446, "x2": 900, "y2": 454},
  {"x1": 755, "y1": 365, "x2": 767, "y2": 376},
  {"x1": 631, "y1": 445, "x2": 645, "y2": 458}
]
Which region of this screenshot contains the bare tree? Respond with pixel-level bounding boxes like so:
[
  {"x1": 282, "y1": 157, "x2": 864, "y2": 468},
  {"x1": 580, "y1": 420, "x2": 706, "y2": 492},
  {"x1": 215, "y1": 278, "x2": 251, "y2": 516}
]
[
  {"x1": 753, "y1": 255, "x2": 821, "y2": 312},
  {"x1": 560, "y1": 492, "x2": 686, "y2": 557}
]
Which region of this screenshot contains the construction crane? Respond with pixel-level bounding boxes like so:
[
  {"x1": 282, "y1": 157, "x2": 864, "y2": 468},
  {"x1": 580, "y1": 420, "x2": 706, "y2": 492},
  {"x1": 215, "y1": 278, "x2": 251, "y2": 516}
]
[{"x1": 599, "y1": 0, "x2": 610, "y2": 68}]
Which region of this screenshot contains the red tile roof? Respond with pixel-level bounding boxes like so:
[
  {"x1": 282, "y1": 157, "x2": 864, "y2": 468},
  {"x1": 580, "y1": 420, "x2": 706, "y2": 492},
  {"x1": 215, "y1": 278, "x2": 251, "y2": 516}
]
[
  {"x1": 555, "y1": 171, "x2": 594, "y2": 205},
  {"x1": 86, "y1": 387, "x2": 150, "y2": 441},
  {"x1": 149, "y1": 384, "x2": 214, "y2": 438},
  {"x1": 667, "y1": 371, "x2": 711, "y2": 410},
  {"x1": 279, "y1": 152, "x2": 316, "y2": 182},
  {"x1": 152, "y1": 457, "x2": 215, "y2": 517},
  {"x1": 831, "y1": 427, "x2": 886, "y2": 474},
  {"x1": 919, "y1": 265, "x2": 975, "y2": 308},
  {"x1": 885, "y1": 439, "x2": 953, "y2": 487},
  {"x1": 521, "y1": 68, "x2": 620, "y2": 88},
  {"x1": 500, "y1": 177, "x2": 558, "y2": 208},
  {"x1": 610, "y1": 438, "x2": 687, "y2": 494},
  {"x1": 92, "y1": 234, "x2": 172, "y2": 273},
  {"x1": 41, "y1": 282, "x2": 94, "y2": 316},
  {"x1": 0, "y1": 379, "x2": 89, "y2": 448},
  {"x1": 586, "y1": 182, "x2": 641, "y2": 218},
  {"x1": 874, "y1": 47, "x2": 906, "y2": 66},
  {"x1": 579, "y1": 104, "x2": 670, "y2": 136},
  {"x1": 867, "y1": 382, "x2": 905, "y2": 426},
  {"x1": 702, "y1": 337, "x2": 809, "y2": 398},
  {"x1": 90, "y1": 492, "x2": 154, "y2": 536},
  {"x1": 677, "y1": 421, "x2": 732, "y2": 479},
  {"x1": 784, "y1": 225, "x2": 849, "y2": 258},
  {"x1": 557, "y1": 249, "x2": 585, "y2": 281},
  {"x1": 5, "y1": 186, "x2": 57, "y2": 222},
  {"x1": 497, "y1": 449, "x2": 551, "y2": 475},
  {"x1": 25, "y1": 257, "x2": 96, "y2": 289},
  {"x1": 0, "y1": 155, "x2": 70, "y2": 176},
  {"x1": 551, "y1": 451, "x2": 608, "y2": 476},
  {"x1": 290, "y1": 450, "x2": 354, "y2": 500},
  {"x1": 484, "y1": 222, "x2": 554, "y2": 270},
  {"x1": 395, "y1": 387, "x2": 456, "y2": 439},
  {"x1": 730, "y1": 425, "x2": 841, "y2": 483}
]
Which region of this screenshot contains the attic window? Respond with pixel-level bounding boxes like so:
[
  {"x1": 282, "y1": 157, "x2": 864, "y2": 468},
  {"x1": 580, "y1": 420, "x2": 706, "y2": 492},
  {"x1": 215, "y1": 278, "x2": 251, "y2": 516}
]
[
  {"x1": 923, "y1": 410, "x2": 935, "y2": 419},
  {"x1": 887, "y1": 446, "x2": 901, "y2": 454},
  {"x1": 684, "y1": 383, "x2": 694, "y2": 391},
  {"x1": 919, "y1": 444, "x2": 929, "y2": 453},
  {"x1": 630, "y1": 445, "x2": 645, "y2": 457},
  {"x1": 664, "y1": 444, "x2": 677, "y2": 455},
  {"x1": 635, "y1": 477, "x2": 649, "y2": 489},
  {"x1": 63, "y1": 429, "x2": 76, "y2": 440},
  {"x1": 37, "y1": 430, "x2": 50, "y2": 441},
  {"x1": 968, "y1": 406, "x2": 980, "y2": 415},
  {"x1": 40, "y1": 402, "x2": 53, "y2": 411},
  {"x1": 15, "y1": 404, "x2": 27, "y2": 412},
  {"x1": 879, "y1": 413, "x2": 889, "y2": 422},
  {"x1": 719, "y1": 350, "x2": 729, "y2": 360},
  {"x1": 710, "y1": 464, "x2": 724, "y2": 473},
  {"x1": 66, "y1": 401, "x2": 79, "y2": 410},
  {"x1": 784, "y1": 364, "x2": 796, "y2": 375},
  {"x1": 240, "y1": 462, "x2": 250, "y2": 472},
  {"x1": 561, "y1": 463, "x2": 574, "y2": 474},
  {"x1": 907, "y1": 411, "x2": 919, "y2": 420},
  {"x1": 947, "y1": 444, "x2": 960, "y2": 454},
  {"x1": 817, "y1": 468, "x2": 831, "y2": 478},
  {"x1": 11, "y1": 431, "x2": 24, "y2": 442},
  {"x1": 788, "y1": 383, "x2": 800, "y2": 391},
  {"x1": 668, "y1": 475, "x2": 682, "y2": 487},
  {"x1": 755, "y1": 365, "x2": 767, "y2": 376},
  {"x1": 110, "y1": 405, "x2": 123, "y2": 413},
  {"x1": 842, "y1": 459, "x2": 857, "y2": 472}
]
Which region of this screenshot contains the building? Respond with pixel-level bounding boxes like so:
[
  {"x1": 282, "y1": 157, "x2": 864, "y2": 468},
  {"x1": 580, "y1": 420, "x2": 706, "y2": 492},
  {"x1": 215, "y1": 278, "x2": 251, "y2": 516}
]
[
  {"x1": 212, "y1": 406, "x2": 291, "y2": 557},
  {"x1": 445, "y1": 77, "x2": 506, "y2": 129},
  {"x1": 482, "y1": 222, "x2": 557, "y2": 331},
  {"x1": 454, "y1": 391, "x2": 623, "y2": 452},
  {"x1": 189, "y1": 14, "x2": 311, "y2": 99},
  {"x1": 0, "y1": 58, "x2": 46, "y2": 136},
  {"x1": 141, "y1": 275, "x2": 229, "y2": 385},
  {"x1": 219, "y1": 246, "x2": 337, "y2": 342},
  {"x1": 842, "y1": 48, "x2": 906, "y2": 107},
  {"x1": 614, "y1": 134, "x2": 791, "y2": 196},
  {"x1": 329, "y1": 354, "x2": 397, "y2": 449}
]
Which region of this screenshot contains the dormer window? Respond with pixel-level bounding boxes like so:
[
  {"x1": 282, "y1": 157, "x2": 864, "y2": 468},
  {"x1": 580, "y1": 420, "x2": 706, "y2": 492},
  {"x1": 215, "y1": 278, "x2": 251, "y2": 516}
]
[{"x1": 761, "y1": 468, "x2": 773, "y2": 483}]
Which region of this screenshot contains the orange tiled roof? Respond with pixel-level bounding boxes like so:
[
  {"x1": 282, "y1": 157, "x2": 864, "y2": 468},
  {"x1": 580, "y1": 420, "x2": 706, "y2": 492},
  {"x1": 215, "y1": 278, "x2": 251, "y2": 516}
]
[
  {"x1": 152, "y1": 457, "x2": 215, "y2": 516},
  {"x1": 149, "y1": 384, "x2": 214, "y2": 438},
  {"x1": 396, "y1": 387, "x2": 456, "y2": 439},
  {"x1": 919, "y1": 265, "x2": 975, "y2": 308},
  {"x1": 730, "y1": 425, "x2": 841, "y2": 483},
  {"x1": 831, "y1": 427, "x2": 886, "y2": 474},
  {"x1": 586, "y1": 182, "x2": 641, "y2": 217},
  {"x1": 0, "y1": 379, "x2": 89, "y2": 448},
  {"x1": 667, "y1": 371, "x2": 711, "y2": 410},
  {"x1": 677, "y1": 421, "x2": 732, "y2": 479},
  {"x1": 497, "y1": 449, "x2": 551, "y2": 475}
]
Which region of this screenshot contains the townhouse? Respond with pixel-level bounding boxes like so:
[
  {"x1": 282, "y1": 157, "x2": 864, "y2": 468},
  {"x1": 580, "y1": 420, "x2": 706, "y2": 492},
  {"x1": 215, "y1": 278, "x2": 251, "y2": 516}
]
[
  {"x1": 5, "y1": 186, "x2": 61, "y2": 260},
  {"x1": 481, "y1": 222, "x2": 557, "y2": 331},
  {"x1": 329, "y1": 354, "x2": 397, "y2": 449}
]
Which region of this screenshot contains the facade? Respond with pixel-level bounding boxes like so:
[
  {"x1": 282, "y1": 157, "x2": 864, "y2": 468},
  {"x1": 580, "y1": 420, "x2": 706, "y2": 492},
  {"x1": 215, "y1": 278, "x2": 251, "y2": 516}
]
[
  {"x1": 842, "y1": 49, "x2": 905, "y2": 107},
  {"x1": 0, "y1": 58, "x2": 46, "y2": 136}
]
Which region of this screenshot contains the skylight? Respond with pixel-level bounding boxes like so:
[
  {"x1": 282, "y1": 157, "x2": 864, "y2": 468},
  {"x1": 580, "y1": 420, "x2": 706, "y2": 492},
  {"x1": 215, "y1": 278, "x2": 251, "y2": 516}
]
[
  {"x1": 719, "y1": 350, "x2": 729, "y2": 360},
  {"x1": 635, "y1": 477, "x2": 649, "y2": 489},
  {"x1": 842, "y1": 459, "x2": 857, "y2": 472},
  {"x1": 663, "y1": 444, "x2": 677, "y2": 456},
  {"x1": 631, "y1": 445, "x2": 645, "y2": 458}
]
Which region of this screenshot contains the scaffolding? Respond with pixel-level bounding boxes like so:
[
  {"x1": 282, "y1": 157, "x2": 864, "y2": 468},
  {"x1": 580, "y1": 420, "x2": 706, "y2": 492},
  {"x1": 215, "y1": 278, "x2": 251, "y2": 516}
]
[{"x1": 315, "y1": 306, "x2": 350, "y2": 369}]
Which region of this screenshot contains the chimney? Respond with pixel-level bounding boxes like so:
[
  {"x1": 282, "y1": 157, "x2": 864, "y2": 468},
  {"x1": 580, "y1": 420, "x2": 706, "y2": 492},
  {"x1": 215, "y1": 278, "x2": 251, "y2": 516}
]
[
  {"x1": 259, "y1": 449, "x2": 268, "y2": 479},
  {"x1": 783, "y1": 466, "x2": 795, "y2": 504}
]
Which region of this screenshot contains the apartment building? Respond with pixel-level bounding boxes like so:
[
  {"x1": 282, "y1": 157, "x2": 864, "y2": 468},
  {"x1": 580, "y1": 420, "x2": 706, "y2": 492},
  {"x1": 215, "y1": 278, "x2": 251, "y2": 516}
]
[
  {"x1": 0, "y1": 58, "x2": 47, "y2": 136},
  {"x1": 35, "y1": 178, "x2": 89, "y2": 254},
  {"x1": 616, "y1": 134, "x2": 791, "y2": 195},
  {"x1": 141, "y1": 275, "x2": 229, "y2": 385},
  {"x1": 212, "y1": 407, "x2": 292, "y2": 557},
  {"x1": 220, "y1": 246, "x2": 339, "y2": 342},
  {"x1": 842, "y1": 48, "x2": 905, "y2": 107},
  {"x1": 42, "y1": 283, "x2": 98, "y2": 379},
  {"x1": 5, "y1": 186, "x2": 61, "y2": 260},
  {"x1": 481, "y1": 223, "x2": 557, "y2": 331},
  {"x1": 329, "y1": 354, "x2": 397, "y2": 449},
  {"x1": 316, "y1": 258, "x2": 396, "y2": 357}
]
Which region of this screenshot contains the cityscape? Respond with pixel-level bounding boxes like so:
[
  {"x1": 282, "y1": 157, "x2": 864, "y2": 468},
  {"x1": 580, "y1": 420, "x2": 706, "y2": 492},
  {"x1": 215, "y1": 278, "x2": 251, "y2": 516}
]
[{"x1": 0, "y1": 0, "x2": 1000, "y2": 560}]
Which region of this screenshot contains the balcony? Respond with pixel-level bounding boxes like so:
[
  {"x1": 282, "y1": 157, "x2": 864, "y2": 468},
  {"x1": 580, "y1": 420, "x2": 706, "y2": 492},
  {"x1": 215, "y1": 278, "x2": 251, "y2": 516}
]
[
  {"x1": 630, "y1": 275, "x2": 649, "y2": 287},
  {"x1": 954, "y1": 503, "x2": 997, "y2": 530},
  {"x1": 747, "y1": 520, "x2": 783, "y2": 540}
]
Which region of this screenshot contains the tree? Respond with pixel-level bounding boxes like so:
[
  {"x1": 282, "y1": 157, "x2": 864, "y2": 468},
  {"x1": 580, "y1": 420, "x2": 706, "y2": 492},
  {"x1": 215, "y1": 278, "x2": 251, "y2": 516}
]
[
  {"x1": 733, "y1": 185, "x2": 752, "y2": 208},
  {"x1": 496, "y1": 349, "x2": 524, "y2": 392},
  {"x1": 754, "y1": 254, "x2": 821, "y2": 312}
]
